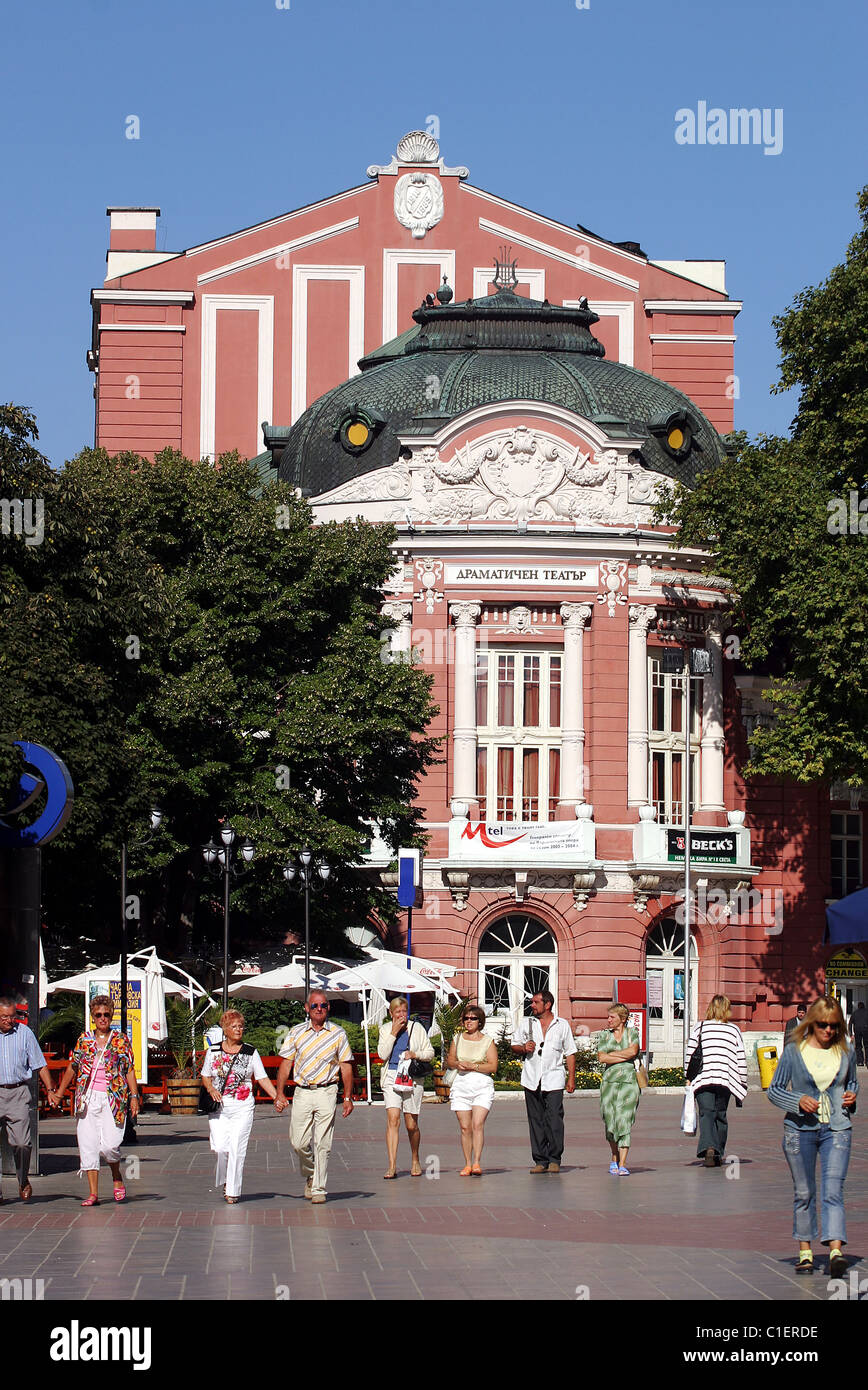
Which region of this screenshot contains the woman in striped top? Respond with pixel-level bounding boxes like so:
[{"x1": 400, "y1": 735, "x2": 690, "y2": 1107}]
[{"x1": 684, "y1": 995, "x2": 748, "y2": 1167}]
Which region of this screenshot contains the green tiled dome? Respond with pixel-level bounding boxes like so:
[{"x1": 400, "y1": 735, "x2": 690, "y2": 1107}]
[{"x1": 276, "y1": 286, "x2": 727, "y2": 496}]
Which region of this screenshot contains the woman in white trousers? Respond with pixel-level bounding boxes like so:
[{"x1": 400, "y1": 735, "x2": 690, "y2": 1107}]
[
  {"x1": 55, "y1": 994, "x2": 140, "y2": 1206},
  {"x1": 201, "y1": 1011, "x2": 279, "y2": 1203}
]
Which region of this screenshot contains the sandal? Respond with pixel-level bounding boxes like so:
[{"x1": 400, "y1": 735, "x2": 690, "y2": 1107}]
[
  {"x1": 608, "y1": 1161, "x2": 619, "y2": 1174},
  {"x1": 471, "y1": 1164, "x2": 482, "y2": 1176},
  {"x1": 224, "y1": 1195, "x2": 240, "y2": 1204},
  {"x1": 459, "y1": 1165, "x2": 473, "y2": 1177},
  {"x1": 382, "y1": 1171, "x2": 397, "y2": 1180},
  {"x1": 81, "y1": 1195, "x2": 99, "y2": 1207},
  {"x1": 617, "y1": 1166, "x2": 630, "y2": 1176},
  {"x1": 410, "y1": 1164, "x2": 422, "y2": 1178},
  {"x1": 113, "y1": 1184, "x2": 126, "y2": 1203}
]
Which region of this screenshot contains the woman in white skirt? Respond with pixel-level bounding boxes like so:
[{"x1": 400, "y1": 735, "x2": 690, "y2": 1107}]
[
  {"x1": 201, "y1": 1011, "x2": 279, "y2": 1203},
  {"x1": 377, "y1": 997, "x2": 435, "y2": 1179},
  {"x1": 446, "y1": 1005, "x2": 498, "y2": 1176},
  {"x1": 55, "y1": 994, "x2": 140, "y2": 1206}
]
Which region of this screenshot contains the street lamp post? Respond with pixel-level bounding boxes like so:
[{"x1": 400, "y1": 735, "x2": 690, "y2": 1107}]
[
  {"x1": 120, "y1": 807, "x2": 165, "y2": 1039},
  {"x1": 283, "y1": 849, "x2": 330, "y2": 998},
  {"x1": 119, "y1": 806, "x2": 164, "y2": 1145},
  {"x1": 202, "y1": 824, "x2": 255, "y2": 1011},
  {"x1": 662, "y1": 642, "x2": 712, "y2": 1067}
]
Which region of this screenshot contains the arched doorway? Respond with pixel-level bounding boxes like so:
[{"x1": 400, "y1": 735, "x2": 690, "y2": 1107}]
[
  {"x1": 478, "y1": 915, "x2": 557, "y2": 1033},
  {"x1": 645, "y1": 917, "x2": 698, "y2": 1061}
]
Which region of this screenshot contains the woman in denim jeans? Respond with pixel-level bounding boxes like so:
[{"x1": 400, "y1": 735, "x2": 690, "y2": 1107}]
[{"x1": 768, "y1": 997, "x2": 858, "y2": 1277}]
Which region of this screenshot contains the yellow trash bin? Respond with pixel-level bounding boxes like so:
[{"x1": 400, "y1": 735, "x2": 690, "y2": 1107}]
[{"x1": 757, "y1": 1045, "x2": 779, "y2": 1090}]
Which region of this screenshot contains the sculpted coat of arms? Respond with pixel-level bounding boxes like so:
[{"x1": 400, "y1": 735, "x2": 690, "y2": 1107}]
[{"x1": 394, "y1": 172, "x2": 444, "y2": 238}]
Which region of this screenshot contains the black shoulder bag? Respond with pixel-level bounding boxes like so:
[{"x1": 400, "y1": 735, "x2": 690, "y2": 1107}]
[{"x1": 685, "y1": 1022, "x2": 704, "y2": 1082}]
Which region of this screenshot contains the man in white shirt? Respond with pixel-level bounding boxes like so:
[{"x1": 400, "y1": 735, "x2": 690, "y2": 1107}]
[{"x1": 511, "y1": 991, "x2": 577, "y2": 1174}]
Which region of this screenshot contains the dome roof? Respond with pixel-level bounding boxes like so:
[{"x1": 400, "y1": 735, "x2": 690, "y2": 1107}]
[{"x1": 276, "y1": 281, "x2": 728, "y2": 496}]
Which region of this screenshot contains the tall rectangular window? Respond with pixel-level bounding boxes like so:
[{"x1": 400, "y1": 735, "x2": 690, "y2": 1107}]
[
  {"x1": 476, "y1": 651, "x2": 488, "y2": 728},
  {"x1": 522, "y1": 748, "x2": 539, "y2": 821},
  {"x1": 522, "y1": 656, "x2": 540, "y2": 727},
  {"x1": 549, "y1": 656, "x2": 561, "y2": 728},
  {"x1": 476, "y1": 648, "x2": 563, "y2": 822},
  {"x1": 497, "y1": 655, "x2": 514, "y2": 726},
  {"x1": 831, "y1": 812, "x2": 862, "y2": 898},
  {"x1": 476, "y1": 746, "x2": 488, "y2": 821},
  {"x1": 496, "y1": 747, "x2": 515, "y2": 820},
  {"x1": 648, "y1": 656, "x2": 701, "y2": 825},
  {"x1": 548, "y1": 748, "x2": 560, "y2": 819}
]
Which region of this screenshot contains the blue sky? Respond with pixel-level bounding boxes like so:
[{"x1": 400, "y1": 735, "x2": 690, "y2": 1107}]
[{"x1": 3, "y1": 0, "x2": 866, "y2": 467}]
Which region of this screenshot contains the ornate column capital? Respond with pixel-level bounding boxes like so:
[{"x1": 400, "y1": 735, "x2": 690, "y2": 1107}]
[
  {"x1": 380, "y1": 600, "x2": 413, "y2": 623},
  {"x1": 449, "y1": 601, "x2": 482, "y2": 628},
  {"x1": 560, "y1": 602, "x2": 593, "y2": 631},
  {"x1": 628, "y1": 604, "x2": 658, "y2": 634}
]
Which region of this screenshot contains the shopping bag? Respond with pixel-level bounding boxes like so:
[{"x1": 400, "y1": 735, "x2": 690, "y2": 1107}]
[
  {"x1": 680, "y1": 1086, "x2": 697, "y2": 1134},
  {"x1": 392, "y1": 1051, "x2": 415, "y2": 1093}
]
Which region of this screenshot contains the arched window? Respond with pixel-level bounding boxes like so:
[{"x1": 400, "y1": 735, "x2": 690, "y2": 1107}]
[{"x1": 478, "y1": 915, "x2": 557, "y2": 1031}]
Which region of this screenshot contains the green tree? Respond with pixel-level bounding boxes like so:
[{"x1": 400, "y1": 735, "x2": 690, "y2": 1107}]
[
  {"x1": 658, "y1": 186, "x2": 868, "y2": 785},
  {"x1": 0, "y1": 422, "x2": 439, "y2": 967}
]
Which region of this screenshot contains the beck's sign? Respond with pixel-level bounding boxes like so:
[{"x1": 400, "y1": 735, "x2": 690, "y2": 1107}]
[{"x1": 667, "y1": 830, "x2": 737, "y2": 865}]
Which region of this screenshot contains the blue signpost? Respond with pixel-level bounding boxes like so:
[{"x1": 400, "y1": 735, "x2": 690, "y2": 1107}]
[{"x1": 397, "y1": 849, "x2": 421, "y2": 1006}]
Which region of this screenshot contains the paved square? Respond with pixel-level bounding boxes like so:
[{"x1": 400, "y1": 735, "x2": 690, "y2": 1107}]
[{"x1": 1, "y1": 1091, "x2": 864, "y2": 1303}]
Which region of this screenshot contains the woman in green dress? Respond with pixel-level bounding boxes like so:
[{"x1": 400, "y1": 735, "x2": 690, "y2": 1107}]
[{"x1": 597, "y1": 1003, "x2": 641, "y2": 1175}]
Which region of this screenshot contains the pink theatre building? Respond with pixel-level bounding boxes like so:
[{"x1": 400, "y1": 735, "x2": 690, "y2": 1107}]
[{"x1": 88, "y1": 131, "x2": 864, "y2": 1063}]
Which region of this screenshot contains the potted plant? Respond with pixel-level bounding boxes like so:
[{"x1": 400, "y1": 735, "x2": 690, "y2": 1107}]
[{"x1": 431, "y1": 996, "x2": 468, "y2": 1101}]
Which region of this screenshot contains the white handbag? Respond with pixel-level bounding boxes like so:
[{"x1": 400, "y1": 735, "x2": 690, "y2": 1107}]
[{"x1": 680, "y1": 1085, "x2": 697, "y2": 1134}]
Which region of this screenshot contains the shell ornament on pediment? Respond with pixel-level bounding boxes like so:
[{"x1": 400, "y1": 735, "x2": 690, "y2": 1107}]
[{"x1": 396, "y1": 130, "x2": 441, "y2": 163}]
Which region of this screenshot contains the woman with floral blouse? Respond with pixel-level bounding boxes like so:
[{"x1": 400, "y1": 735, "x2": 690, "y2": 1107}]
[
  {"x1": 201, "y1": 1010, "x2": 279, "y2": 1203},
  {"x1": 55, "y1": 994, "x2": 140, "y2": 1206}
]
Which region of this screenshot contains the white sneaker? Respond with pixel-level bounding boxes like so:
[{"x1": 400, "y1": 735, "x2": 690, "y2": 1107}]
[{"x1": 303, "y1": 1181, "x2": 313, "y2": 1200}]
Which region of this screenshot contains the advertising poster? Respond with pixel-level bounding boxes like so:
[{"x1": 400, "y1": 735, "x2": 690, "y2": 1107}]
[{"x1": 88, "y1": 978, "x2": 148, "y2": 1082}]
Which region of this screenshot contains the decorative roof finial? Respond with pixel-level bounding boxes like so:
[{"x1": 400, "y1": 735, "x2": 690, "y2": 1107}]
[{"x1": 492, "y1": 245, "x2": 518, "y2": 291}]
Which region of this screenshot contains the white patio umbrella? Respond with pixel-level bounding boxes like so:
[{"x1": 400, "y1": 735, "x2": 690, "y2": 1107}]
[
  {"x1": 142, "y1": 947, "x2": 169, "y2": 1044},
  {"x1": 327, "y1": 959, "x2": 439, "y2": 1105},
  {"x1": 48, "y1": 960, "x2": 191, "y2": 998},
  {"x1": 38, "y1": 938, "x2": 48, "y2": 1010},
  {"x1": 227, "y1": 962, "x2": 346, "y2": 1000},
  {"x1": 329, "y1": 959, "x2": 438, "y2": 1025}
]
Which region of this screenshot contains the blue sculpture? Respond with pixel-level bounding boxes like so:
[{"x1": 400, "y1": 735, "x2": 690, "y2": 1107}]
[{"x1": 0, "y1": 741, "x2": 74, "y2": 847}]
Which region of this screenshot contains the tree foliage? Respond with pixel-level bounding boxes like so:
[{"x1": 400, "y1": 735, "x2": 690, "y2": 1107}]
[
  {"x1": 0, "y1": 421, "x2": 438, "y2": 966},
  {"x1": 658, "y1": 186, "x2": 868, "y2": 784}
]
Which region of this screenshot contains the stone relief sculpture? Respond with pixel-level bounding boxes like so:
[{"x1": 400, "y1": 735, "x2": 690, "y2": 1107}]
[{"x1": 316, "y1": 426, "x2": 672, "y2": 531}]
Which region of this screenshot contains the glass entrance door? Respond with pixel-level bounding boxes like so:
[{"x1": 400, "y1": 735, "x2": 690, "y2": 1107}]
[{"x1": 646, "y1": 918, "x2": 698, "y2": 1062}]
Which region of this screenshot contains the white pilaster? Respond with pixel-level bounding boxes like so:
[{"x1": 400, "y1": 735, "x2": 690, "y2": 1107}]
[
  {"x1": 628, "y1": 605, "x2": 657, "y2": 806},
  {"x1": 700, "y1": 613, "x2": 726, "y2": 812},
  {"x1": 449, "y1": 601, "x2": 482, "y2": 805},
  {"x1": 558, "y1": 603, "x2": 593, "y2": 811}
]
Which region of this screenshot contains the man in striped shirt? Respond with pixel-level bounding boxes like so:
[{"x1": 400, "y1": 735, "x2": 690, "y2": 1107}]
[
  {"x1": 275, "y1": 990, "x2": 354, "y2": 1204},
  {"x1": 0, "y1": 996, "x2": 58, "y2": 1202}
]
